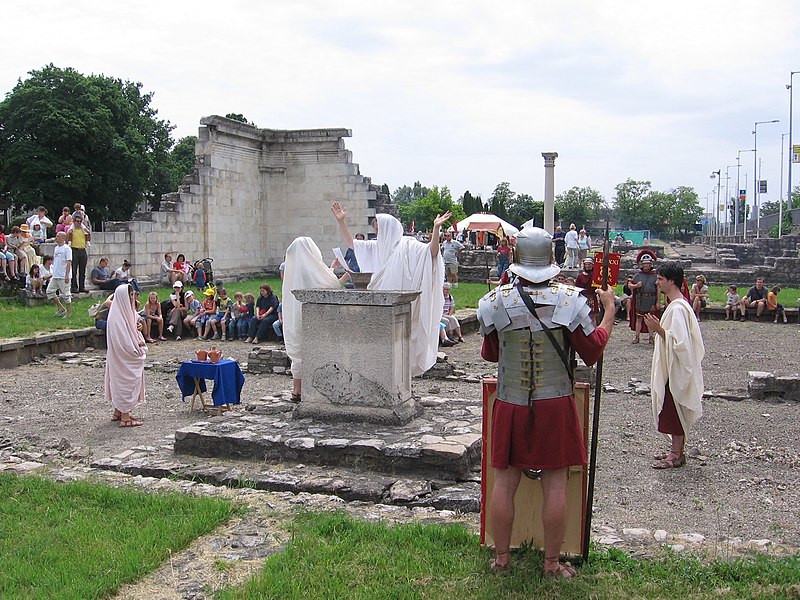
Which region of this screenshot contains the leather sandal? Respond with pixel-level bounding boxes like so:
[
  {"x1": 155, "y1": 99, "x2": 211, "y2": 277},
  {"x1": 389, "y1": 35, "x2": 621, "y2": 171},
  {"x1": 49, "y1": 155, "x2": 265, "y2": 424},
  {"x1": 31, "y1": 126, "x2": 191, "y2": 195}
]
[
  {"x1": 652, "y1": 453, "x2": 686, "y2": 469},
  {"x1": 490, "y1": 551, "x2": 510, "y2": 573},
  {"x1": 544, "y1": 556, "x2": 577, "y2": 579},
  {"x1": 289, "y1": 393, "x2": 302, "y2": 403}
]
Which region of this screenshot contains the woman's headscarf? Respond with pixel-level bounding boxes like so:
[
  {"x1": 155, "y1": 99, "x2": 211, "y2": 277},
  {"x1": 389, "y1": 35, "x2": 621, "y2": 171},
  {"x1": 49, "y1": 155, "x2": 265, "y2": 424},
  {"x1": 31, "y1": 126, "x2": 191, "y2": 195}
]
[
  {"x1": 104, "y1": 283, "x2": 147, "y2": 413},
  {"x1": 282, "y1": 237, "x2": 341, "y2": 379}
]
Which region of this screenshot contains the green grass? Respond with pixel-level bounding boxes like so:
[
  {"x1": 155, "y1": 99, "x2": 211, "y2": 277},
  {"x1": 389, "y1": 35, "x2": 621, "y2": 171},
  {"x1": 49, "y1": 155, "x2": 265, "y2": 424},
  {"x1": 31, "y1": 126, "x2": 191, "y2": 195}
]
[
  {"x1": 0, "y1": 473, "x2": 234, "y2": 600},
  {"x1": 219, "y1": 511, "x2": 800, "y2": 600}
]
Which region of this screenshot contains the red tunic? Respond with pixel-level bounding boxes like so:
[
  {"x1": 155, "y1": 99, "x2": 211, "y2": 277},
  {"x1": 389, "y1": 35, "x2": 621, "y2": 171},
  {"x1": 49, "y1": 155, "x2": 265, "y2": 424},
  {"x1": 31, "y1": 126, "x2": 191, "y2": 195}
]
[{"x1": 482, "y1": 326, "x2": 609, "y2": 470}]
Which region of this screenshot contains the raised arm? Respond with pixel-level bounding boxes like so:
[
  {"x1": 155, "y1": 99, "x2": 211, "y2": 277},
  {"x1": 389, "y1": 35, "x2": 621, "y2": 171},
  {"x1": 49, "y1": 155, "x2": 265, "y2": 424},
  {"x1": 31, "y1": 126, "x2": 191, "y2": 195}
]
[
  {"x1": 429, "y1": 212, "x2": 452, "y2": 259},
  {"x1": 331, "y1": 202, "x2": 355, "y2": 250}
]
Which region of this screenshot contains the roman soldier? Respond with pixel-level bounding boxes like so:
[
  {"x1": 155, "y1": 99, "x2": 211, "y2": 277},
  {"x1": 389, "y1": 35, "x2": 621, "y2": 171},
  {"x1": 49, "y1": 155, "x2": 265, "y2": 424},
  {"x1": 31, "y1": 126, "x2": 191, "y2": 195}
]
[{"x1": 628, "y1": 249, "x2": 659, "y2": 344}]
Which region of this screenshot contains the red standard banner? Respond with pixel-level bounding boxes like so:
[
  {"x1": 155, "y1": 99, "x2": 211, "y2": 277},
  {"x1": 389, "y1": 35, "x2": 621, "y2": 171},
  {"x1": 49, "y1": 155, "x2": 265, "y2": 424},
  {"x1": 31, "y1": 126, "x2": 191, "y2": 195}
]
[{"x1": 591, "y1": 251, "x2": 621, "y2": 287}]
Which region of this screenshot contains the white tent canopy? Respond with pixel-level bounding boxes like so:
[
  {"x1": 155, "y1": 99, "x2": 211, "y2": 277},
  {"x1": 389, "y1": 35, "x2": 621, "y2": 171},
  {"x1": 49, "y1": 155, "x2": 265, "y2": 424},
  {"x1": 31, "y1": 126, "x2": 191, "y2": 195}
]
[{"x1": 451, "y1": 213, "x2": 520, "y2": 237}]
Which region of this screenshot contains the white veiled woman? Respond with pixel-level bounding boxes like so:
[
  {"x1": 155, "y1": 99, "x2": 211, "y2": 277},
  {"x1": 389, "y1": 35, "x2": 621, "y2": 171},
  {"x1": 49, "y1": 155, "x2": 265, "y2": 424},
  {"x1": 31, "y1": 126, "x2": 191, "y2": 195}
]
[
  {"x1": 282, "y1": 237, "x2": 342, "y2": 402},
  {"x1": 105, "y1": 283, "x2": 147, "y2": 427}
]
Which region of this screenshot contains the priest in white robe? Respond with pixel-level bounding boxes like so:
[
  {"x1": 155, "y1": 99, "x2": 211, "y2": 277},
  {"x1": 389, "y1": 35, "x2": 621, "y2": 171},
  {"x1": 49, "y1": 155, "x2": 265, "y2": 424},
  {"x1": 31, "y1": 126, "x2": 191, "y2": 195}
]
[{"x1": 331, "y1": 202, "x2": 449, "y2": 377}]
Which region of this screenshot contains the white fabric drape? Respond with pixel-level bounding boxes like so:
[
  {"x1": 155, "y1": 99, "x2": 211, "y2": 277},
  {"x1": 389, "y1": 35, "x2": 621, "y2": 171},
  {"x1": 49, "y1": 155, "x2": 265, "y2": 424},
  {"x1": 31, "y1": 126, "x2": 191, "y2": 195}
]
[
  {"x1": 650, "y1": 298, "x2": 705, "y2": 440},
  {"x1": 282, "y1": 237, "x2": 341, "y2": 379},
  {"x1": 354, "y1": 214, "x2": 445, "y2": 376},
  {"x1": 104, "y1": 283, "x2": 147, "y2": 413}
]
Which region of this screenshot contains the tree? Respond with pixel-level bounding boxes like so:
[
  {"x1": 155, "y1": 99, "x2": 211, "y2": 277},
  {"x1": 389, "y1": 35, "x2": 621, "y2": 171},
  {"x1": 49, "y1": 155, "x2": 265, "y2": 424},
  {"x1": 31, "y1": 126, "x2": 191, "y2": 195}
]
[
  {"x1": 505, "y1": 193, "x2": 543, "y2": 227},
  {"x1": 667, "y1": 186, "x2": 703, "y2": 236},
  {"x1": 760, "y1": 199, "x2": 781, "y2": 218},
  {"x1": 555, "y1": 186, "x2": 606, "y2": 228},
  {"x1": 393, "y1": 181, "x2": 429, "y2": 206},
  {"x1": 459, "y1": 190, "x2": 481, "y2": 216},
  {"x1": 612, "y1": 180, "x2": 653, "y2": 230},
  {"x1": 397, "y1": 185, "x2": 465, "y2": 231},
  {"x1": 489, "y1": 182, "x2": 513, "y2": 221},
  {"x1": 0, "y1": 64, "x2": 175, "y2": 222}
]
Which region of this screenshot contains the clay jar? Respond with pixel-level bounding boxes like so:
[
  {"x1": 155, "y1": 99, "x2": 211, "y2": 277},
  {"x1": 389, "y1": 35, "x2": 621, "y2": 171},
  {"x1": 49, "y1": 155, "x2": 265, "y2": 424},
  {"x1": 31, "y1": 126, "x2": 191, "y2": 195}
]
[
  {"x1": 195, "y1": 349, "x2": 208, "y2": 362},
  {"x1": 208, "y1": 347, "x2": 222, "y2": 364}
]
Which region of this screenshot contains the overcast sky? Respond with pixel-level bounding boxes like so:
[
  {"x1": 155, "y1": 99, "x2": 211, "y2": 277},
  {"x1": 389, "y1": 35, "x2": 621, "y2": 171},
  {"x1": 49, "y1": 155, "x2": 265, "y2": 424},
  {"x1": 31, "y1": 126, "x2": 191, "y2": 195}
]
[{"x1": 3, "y1": 1, "x2": 800, "y2": 222}]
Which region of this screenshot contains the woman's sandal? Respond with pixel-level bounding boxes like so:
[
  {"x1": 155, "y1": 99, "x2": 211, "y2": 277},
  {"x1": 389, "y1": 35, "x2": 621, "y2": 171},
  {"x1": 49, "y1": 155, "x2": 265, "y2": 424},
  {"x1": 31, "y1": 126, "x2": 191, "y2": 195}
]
[
  {"x1": 111, "y1": 412, "x2": 121, "y2": 422},
  {"x1": 120, "y1": 419, "x2": 143, "y2": 428},
  {"x1": 490, "y1": 551, "x2": 510, "y2": 574},
  {"x1": 632, "y1": 337, "x2": 640, "y2": 344},
  {"x1": 652, "y1": 452, "x2": 686, "y2": 469},
  {"x1": 289, "y1": 393, "x2": 302, "y2": 403},
  {"x1": 543, "y1": 556, "x2": 577, "y2": 579}
]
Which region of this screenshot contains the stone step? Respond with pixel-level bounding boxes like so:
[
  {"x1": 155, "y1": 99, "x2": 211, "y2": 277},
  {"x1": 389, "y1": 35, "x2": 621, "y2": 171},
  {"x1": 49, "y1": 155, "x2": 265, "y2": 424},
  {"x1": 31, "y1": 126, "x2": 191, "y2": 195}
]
[{"x1": 173, "y1": 393, "x2": 483, "y2": 480}]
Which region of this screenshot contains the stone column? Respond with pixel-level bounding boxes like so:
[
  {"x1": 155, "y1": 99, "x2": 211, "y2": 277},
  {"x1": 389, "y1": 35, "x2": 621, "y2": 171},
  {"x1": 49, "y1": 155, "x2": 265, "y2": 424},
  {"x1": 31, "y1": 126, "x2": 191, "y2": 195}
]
[
  {"x1": 542, "y1": 152, "x2": 558, "y2": 233},
  {"x1": 291, "y1": 289, "x2": 421, "y2": 425}
]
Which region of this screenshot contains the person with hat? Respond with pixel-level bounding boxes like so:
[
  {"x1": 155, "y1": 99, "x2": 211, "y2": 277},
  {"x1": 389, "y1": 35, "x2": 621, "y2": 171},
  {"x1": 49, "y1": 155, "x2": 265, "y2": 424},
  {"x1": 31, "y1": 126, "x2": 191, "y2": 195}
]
[
  {"x1": 26, "y1": 206, "x2": 53, "y2": 240},
  {"x1": 477, "y1": 226, "x2": 617, "y2": 578},
  {"x1": 165, "y1": 281, "x2": 188, "y2": 340},
  {"x1": 628, "y1": 249, "x2": 660, "y2": 344},
  {"x1": 198, "y1": 287, "x2": 219, "y2": 340},
  {"x1": 14, "y1": 224, "x2": 39, "y2": 271}
]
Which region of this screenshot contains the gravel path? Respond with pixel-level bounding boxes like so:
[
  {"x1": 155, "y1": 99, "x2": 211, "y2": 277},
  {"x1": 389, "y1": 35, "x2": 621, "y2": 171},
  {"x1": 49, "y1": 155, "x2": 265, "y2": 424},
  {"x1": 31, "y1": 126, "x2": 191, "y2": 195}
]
[{"x1": 1, "y1": 318, "x2": 799, "y2": 550}]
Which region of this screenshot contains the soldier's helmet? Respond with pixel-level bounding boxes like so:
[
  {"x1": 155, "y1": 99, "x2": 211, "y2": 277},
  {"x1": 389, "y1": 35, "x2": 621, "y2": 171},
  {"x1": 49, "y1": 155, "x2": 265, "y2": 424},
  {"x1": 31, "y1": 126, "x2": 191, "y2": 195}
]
[{"x1": 508, "y1": 226, "x2": 561, "y2": 283}]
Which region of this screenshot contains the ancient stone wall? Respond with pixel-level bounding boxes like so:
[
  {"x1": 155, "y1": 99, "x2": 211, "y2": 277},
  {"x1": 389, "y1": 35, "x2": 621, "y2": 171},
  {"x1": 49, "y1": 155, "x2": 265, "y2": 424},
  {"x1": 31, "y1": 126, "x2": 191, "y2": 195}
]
[{"x1": 61, "y1": 116, "x2": 389, "y2": 281}]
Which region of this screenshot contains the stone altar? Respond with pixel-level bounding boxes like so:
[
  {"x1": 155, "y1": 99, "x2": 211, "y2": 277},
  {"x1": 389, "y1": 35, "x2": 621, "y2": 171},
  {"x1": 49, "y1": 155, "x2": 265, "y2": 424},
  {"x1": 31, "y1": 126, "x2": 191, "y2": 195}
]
[{"x1": 291, "y1": 289, "x2": 421, "y2": 425}]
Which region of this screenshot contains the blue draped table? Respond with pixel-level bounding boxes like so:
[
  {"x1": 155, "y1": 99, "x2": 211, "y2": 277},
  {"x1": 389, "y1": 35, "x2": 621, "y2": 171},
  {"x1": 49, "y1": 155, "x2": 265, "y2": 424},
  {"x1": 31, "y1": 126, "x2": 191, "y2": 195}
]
[{"x1": 176, "y1": 359, "x2": 245, "y2": 412}]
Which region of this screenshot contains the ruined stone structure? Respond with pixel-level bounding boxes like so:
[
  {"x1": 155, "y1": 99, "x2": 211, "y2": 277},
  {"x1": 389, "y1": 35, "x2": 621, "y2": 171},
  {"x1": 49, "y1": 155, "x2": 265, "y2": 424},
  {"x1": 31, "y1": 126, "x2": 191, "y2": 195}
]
[{"x1": 63, "y1": 116, "x2": 392, "y2": 280}]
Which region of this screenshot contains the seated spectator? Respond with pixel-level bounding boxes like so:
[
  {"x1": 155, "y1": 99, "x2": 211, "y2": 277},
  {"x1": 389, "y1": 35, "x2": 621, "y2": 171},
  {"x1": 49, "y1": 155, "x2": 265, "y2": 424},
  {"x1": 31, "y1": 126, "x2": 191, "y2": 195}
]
[
  {"x1": 724, "y1": 285, "x2": 740, "y2": 321},
  {"x1": 56, "y1": 206, "x2": 73, "y2": 234},
  {"x1": 27, "y1": 206, "x2": 53, "y2": 241},
  {"x1": 31, "y1": 222, "x2": 46, "y2": 250},
  {"x1": 273, "y1": 302, "x2": 283, "y2": 342},
  {"x1": 165, "y1": 281, "x2": 187, "y2": 340},
  {"x1": 0, "y1": 224, "x2": 18, "y2": 280},
  {"x1": 441, "y1": 282, "x2": 464, "y2": 343},
  {"x1": 767, "y1": 286, "x2": 788, "y2": 324},
  {"x1": 214, "y1": 287, "x2": 234, "y2": 341},
  {"x1": 173, "y1": 254, "x2": 193, "y2": 281},
  {"x1": 94, "y1": 293, "x2": 115, "y2": 331},
  {"x1": 160, "y1": 253, "x2": 186, "y2": 285},
  {"x1": 236, "y1": 293, "x2": 255, "y2": 341},
  {"x1": 439, "y1": 321, "x2": 455, "y2": 347},
  {"x1": 6, "y1": 226, "x2": 32, "y2": 272},
  {"x1": 245, "y1": 284, "x2": 279, "y2": 344},
  {"x1": 182, "y1": 290, "x2": 203, "y2": 337},
  {"x1": 143, "y1": 291, "x2": 166, "y2": 342},
  {"x1": 91, "y1": 258, "x2": 126, "y2": 291},
  {"x1": 198, "y1": 288, "x2": 218, "y2": 340},
  {"x1": 690, "y1": 275, "x2": 708, "y2": 320},
  {"x1": 25, "y1": 264, "x2": 45, "y2": 297},
  {"x1": 113, "y1": 260, "x2": 140, "y2": 293},
  {"x1": 739, "y1": 276, "x2": 768, "y2": 321}
]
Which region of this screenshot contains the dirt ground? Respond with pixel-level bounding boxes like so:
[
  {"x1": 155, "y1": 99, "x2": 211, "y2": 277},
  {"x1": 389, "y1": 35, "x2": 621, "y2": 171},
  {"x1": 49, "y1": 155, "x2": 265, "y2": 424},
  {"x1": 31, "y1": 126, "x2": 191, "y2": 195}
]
[{"x1": 1, "y1": 317, "x2": 799, "y2": 549}]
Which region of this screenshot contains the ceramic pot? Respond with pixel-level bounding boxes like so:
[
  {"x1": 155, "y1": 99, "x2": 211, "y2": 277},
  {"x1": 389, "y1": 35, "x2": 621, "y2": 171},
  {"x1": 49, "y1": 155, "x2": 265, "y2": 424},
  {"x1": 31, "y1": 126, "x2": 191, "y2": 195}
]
[
  {"x1": 208, "y1": 347, "x2": 222, "y2": 363},
  {"x1": 195, "y1": 349, "x2": 208, "y2": 362}
]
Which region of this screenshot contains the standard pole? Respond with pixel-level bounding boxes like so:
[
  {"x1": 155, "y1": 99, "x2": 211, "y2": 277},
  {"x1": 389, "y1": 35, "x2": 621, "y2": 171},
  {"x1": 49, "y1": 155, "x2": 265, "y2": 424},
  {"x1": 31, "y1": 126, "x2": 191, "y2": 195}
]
[
  {"x1": 790, "y1": 72, "x2": 798, "y2": 229},
  {"x1": 780, "y1": 133, "x2": 787, "y2": 237},
  {"x1": 754, "y1": 125, "x2": 759, "y2": 239},
  {"x1": 736, "y1": 154, "x2": 741, "y2": 237}
]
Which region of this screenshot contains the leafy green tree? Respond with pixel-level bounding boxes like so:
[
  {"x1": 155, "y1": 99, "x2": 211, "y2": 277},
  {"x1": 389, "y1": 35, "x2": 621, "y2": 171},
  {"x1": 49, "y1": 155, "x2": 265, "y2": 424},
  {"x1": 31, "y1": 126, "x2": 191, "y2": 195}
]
[
  {"x1": 459, "y1": 190, "x2": 481, "y2": 216},
  {"x1": 667, "y1": 186, "x2": 703, "y2": 235},
  {"x1": 398, "y1": 186, "x2": 465, "y2": 231},
  {"x1": 555, "y1": 186, "x2": 606, "y2": 228},
  {"x1": 393, "y1": 181, "x2": 429, "y2": 206},
  {"x1": 489, "y1": 182, "x2": 513, "y2": 221},
  {"x1": 0, "y1": 64, "x2": 175, "y2": 222},
  {"x1": 612, "y1": 179, "x2": 653, "y2": 230},
  {"x1": 760, "y1": 199, "x2": 781, "y2": 217},
  {"x1": 729, "y1": 196, "x2": 751, "y2": 224},
  {"x1": 505, "y1": 193, "x2": 543, "y2": 227}
]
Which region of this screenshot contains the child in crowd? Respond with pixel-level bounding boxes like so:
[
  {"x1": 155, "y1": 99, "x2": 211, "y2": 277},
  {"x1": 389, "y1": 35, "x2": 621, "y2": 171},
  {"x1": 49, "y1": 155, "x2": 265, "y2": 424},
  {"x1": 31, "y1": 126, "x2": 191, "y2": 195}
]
[
  {"x1": 237, "y1": 293, "x2": 255, "y2": 340},
  {"x1": 214, "y1": 287, "x2": 234, "y2": 340},
  {"x1": 273, "y1": 302, "x2": 283, "y2": 341},
  {"x1": 230, "y1": 291, "x2": 246, "y2": 339},
  {"x1": 182, "y1": 291, "x2": 202, "y2": 336},
  {"x1": 31, "y1": 222, "x2": 46, "y2": 246},
  {"x1": 0, "y1": 224, "x2": 17, "y2": 280},
  {"x1": 26, "y1": 264, "x2": 44, "y2": 297},
  {"x1": 199, "y1": 288, "x2": 218, "y2": 340},
  {"x1": 767, "y1": 286, "x2": 787, "y2": 324},
  {"x1": 724, "y1": 285, "x2": 740, "y2": 321},
  {"x1": 441, "y1": 282, "x2": 464, "y2": 343},
  {"x1": 56, "y1": 207, "x2": 73, "y2": 234},
  {"x1": 143, "y1": 291, "x2": 167, "y2": 343}
]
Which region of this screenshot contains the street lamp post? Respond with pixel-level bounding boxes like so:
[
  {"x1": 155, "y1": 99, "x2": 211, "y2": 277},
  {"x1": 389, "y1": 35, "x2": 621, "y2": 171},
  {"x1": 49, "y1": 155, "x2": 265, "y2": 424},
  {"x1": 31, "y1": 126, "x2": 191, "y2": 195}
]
[
  {"x1": 788, "y1": 71, "x2": 799, "y2": 236},
  {"x1": 725, "y1": 166, "x2": 737, "y2": 236},
  {"x1": 737, "y1": 149, "x2": 755, "y2": 238},
  {"x1": 780, "y1": 132, "x2": 789, "y2": 237},
  {"x1": 710, "y1": 170, "x2": 721, "y2": 247},
  {"x1": 753, "y1": 119, "x2": 780, "y2": 238}
]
